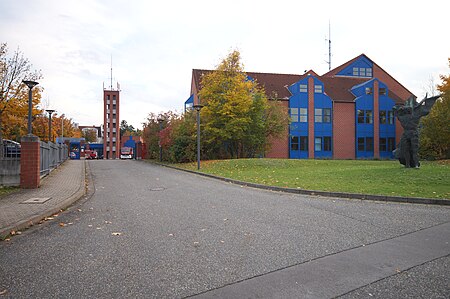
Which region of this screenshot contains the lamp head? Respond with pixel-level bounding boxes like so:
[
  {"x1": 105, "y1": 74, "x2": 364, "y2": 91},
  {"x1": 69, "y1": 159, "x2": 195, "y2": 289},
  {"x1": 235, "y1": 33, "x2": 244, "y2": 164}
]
[{"x1": 22, "y1": 80, "x2": 39, "y2": 89}]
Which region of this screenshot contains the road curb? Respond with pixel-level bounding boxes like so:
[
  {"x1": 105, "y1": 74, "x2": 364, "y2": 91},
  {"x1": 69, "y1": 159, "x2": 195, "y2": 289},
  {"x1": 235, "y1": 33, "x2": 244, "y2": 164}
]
[
  {"x1": 149, "y1": 161, "x2": 450, "y2": 206},
  {"x1": 0, "y1": 160, "x2": 87, "y2": 239}
]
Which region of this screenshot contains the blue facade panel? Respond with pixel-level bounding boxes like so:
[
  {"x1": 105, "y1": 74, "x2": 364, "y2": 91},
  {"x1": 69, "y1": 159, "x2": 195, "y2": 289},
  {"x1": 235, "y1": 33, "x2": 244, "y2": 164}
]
[
  {"x1": 313, "y1": 82, "x2": 333, "y2": 159},
  {"x1": 289, "y1": 78, "x2": 309, "y2": 159},
  {"x1": 184, "y1": 94, "x2": 194, "y2": 112},
  {"x1": 336, "y1": 56, "x2": 373, "y2": 78},
  {"x1": 378, "y1": 83, "x2": 396, "y2": 158}
]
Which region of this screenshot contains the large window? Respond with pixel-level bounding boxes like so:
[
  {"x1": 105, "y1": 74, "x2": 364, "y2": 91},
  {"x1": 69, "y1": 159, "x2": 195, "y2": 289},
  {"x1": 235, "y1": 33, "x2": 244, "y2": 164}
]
[
  {"x1": 299, "y1": 84, "x2": 307, "y2": 93},
  {"x1": 323, "y1": 108, "x2": 331, "y2": 123},
  {"x1": 353, "y1": 67, "x2": 372, "y2": 77},
  {"x1": 323, "y1": 137, "x2": 332, "y2": 151},
  {"x1": 315, "y1": 137, "x2": 322, "y2": 151},
  {"x1": 380, "y1": 137, "x2": 396, "y2": 152},
  {"x1": 299, "y1": 108, "x2": 307, "y2": 122},
  {"x1": 357, "y1": 110, "x2": 373, "y2": 124},
  {"x1": 315, "y1": 108, "x2": 331, "y2": 123},
  {"x1": 314, "y1": 85, "x2": 323, "y2": 93},
  {"x1": 290, "y1": 108, "x2": 298, "y2": 122},
  {"x1": 290, "y1": 136, "x2": 299, "y2": 150},
  {"x1": 300, "y1": 136, "x2": 308, "y2": 151},
  {"x1": 388, "y1": 110, "x2": 394, "y2": 125},
  {"x1": 380, "y1": 110, "x2": 387, "y2": 124},
  {"x1": 315, "y1": 109, "x2": 322, "y2": 122},
  {"x1": 358, "y1": 137, "x2": 374, "y2": 152}
]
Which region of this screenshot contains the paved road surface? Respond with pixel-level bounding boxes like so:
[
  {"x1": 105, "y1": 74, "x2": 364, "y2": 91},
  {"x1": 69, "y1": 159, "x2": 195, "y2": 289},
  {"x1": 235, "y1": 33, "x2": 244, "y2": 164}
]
[{"x1": 1, "y1": 160, "x2": 449, "y2": 298}]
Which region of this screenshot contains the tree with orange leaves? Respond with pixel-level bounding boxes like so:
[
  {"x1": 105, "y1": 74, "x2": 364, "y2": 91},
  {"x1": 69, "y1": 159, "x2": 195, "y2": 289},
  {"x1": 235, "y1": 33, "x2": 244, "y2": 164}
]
[{"x1": 419, "y1": 59, "x2": 450, "y2": 160}]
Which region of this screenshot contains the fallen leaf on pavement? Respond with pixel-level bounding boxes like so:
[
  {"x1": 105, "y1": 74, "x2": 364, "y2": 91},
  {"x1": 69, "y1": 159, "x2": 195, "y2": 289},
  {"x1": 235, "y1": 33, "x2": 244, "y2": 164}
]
[
  {"x1": 0, "y1": 289, "x2": 7, "y2": 295},
  {"x1": 112, "y1": 232, "x2": 122, "y2": 236},
  {"x1": 45, "y1": 217, "x2": 54, "y2": 220},
  {"x1": 59, "y1": 223, "x2": 66, "y2": 227},
  {"x1": 88, "y1": 225, "x2": 93, "y2": 227},
  {"x1": 77, "y1": 209, "x2": 82, "y2": 212},
  {"x1": 4, "y1": 238, "x2": 10, "y2": 242},
  {"x1": 168, "y1": 233, "x2": 174, "y2": 237},
  {"x1": 10, "y1": 230, "x2": 15, "y2": 236}
]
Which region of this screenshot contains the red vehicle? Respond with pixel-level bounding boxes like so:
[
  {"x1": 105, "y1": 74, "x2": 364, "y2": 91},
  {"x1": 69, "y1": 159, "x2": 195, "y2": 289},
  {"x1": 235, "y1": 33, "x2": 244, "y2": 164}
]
[
  {"x1": 85, "y1": 150, "x2": 98, "y2": 159},
  {"x1": 120, "y1": 147, "x2": 133, "y2": 159}
]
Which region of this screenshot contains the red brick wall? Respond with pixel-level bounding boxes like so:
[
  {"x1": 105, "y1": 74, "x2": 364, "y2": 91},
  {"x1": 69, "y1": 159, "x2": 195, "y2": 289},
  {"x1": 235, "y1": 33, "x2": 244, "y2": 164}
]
[
  {"x1": 266, "y1": 101, "x2": 289, "y2": 158},
  {"x1": 333, "y1": 102, "x2": 355, "y2": 159},
  {"x1": 20, "y1": 136, "x2": 40, "y2": 188},
  {"x1": 373, "y1": 65, "x2": 413, "y2": 101}
]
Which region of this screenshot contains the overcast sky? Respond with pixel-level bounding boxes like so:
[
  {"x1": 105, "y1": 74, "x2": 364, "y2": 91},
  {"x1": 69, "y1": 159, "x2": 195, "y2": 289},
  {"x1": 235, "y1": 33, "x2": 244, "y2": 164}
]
[{"x1": 1, "y1": 0, "x2": 448, "y2": 129}]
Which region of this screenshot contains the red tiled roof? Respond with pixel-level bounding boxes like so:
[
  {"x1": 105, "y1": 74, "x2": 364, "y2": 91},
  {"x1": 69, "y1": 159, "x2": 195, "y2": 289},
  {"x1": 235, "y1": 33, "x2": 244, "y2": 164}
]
[
  {"x1": 192, "y1": 69, "x2": 304, "y2": 100},
  {"x1": 191, "y1": 53, "x2": 411, "y2": 104}
]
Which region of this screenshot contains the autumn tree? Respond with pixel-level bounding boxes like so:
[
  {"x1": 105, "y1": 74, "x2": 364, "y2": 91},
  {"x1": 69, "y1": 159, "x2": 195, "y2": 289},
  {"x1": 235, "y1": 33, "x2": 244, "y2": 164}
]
[
  {"x1": 0, "y1": 43, "x2": 41, "y2": 153},
  {"x1": 198, "y1": 50, "x2": 287, "y2": 159},
  {"x1": 419, "y1": 58, "x2": 450, "y2": 160},
  {"x1": 82, "y1": 128, "x2": 98, "y2": 143}
]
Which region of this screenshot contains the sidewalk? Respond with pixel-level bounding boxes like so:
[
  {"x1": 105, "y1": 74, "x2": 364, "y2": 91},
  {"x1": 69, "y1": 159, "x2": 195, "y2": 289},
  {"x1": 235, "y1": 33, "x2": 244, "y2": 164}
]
[{"x1": 0, "y1": 159, "x2": 86, "y2": 239}]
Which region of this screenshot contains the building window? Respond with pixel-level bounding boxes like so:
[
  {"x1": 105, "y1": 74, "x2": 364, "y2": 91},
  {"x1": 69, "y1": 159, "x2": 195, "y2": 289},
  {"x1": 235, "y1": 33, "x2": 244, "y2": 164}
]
[
  {"x1": 365, "y1": 87, "x2": 372, "y2": 95},
  {"x1": 357, "y1": 110, "x2": 365, "y2": 124},
  {"x1": 358, "y1": 137, "x2": 374, "y2": 152},
  {"x1": 315, "y1": 137, "x2": 322, "y2": 151},
  {"x1": 299, "y1": 84, "x2": 307, "y2": 93},
  {"x1": 388, "y1": 137, "x2": 396, "y2": 151},
  {"x1": 315, "y1": 108, "x2": 323, "y2": 122},
  {"x1": 379, "y1": 138, "x2": 387, "y2": 152},
  {"x1": 299, "y1": 108, "x2": 308, "y2": 122},
  {"x1": 290, "y1": 136, "x2": 299, "y2": 151},
  {"x1": 366, "y1": 137, "x2": 374, "y2": 151},
  {"x1": 380, "y1": 110, "x2": 387, "y2": 124},
  {"x1": 323, "y1": 137, "x2": 332, "y2": 151},
  {"x1": 314, "y1": 85, "x2": 323, "y2": 93},
  {"x1": 379, "y1": 88, "x2": 386, "y2": 95},
  {"x1": 290, "y1": 108, "x2": 299, "y2": 122},
  {"x1": 353, "y1": 67, "x2": 372, "y2": 77},
  {"x1": 323, "y1": 108, "x2": 331, "y2": 123},
  {"x1": 113, "y1": 95, "x2": 116, "y2": 101},
  {"x1": 358, "y1": 137, "x2": 365, "y2": 151},
  {"x1": 300, "y1": 136, "x2": 308, "y2": 151},
  {"x1": 357, "y1": 109, "x2": 373, "y2": 124},
  {"x1": 388, "y1": 111, "x2": 394, "y2": 124},
  {"x1": 365, "y1": 110, "x2": 373, "y2": 124}
]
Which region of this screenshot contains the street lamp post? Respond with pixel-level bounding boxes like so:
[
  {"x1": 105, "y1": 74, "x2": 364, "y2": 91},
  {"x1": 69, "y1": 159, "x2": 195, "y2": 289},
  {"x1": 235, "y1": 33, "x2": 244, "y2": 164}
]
[
  {"x1": 157, "y1": 117, "x2": 164, "y2": 162},
  {"x1": 46, "y1": 109, "x2": 55, "y2": 142},
  {"x1": 22, "y1": 80, "x2": 39, "y2": 135},
  {"x1": 193, "y1": 104, "x2": 204, "y2": 170}
]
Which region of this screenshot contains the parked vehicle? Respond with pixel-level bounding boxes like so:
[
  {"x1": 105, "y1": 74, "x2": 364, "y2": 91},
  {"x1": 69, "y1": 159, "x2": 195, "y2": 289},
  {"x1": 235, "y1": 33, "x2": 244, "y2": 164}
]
[
  {"x1": 85, "y1": 150, "x2": 98, "y2": 160},
  {"x1": 120, "y1": 147, "x2": 133, "y2": 159},
  {"x1": 2, "y1": 139, "x2": 21, "y2": 158}
]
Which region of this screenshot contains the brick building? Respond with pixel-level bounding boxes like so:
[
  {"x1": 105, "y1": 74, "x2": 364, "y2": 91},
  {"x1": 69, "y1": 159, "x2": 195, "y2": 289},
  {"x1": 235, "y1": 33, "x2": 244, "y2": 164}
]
[
  {"x1": 185, "y1": 54, "x2": 415, "y2": 159},
  {"x1": 103, "y1": 87, "x2": 120, "y2": 159}
]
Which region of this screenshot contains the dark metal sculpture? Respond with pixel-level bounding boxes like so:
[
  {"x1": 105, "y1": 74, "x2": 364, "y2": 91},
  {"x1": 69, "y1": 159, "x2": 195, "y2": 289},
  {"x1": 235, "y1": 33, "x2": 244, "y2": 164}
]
[{"x1": 393, "y1": 95, "x2": 440, "y2": 168}]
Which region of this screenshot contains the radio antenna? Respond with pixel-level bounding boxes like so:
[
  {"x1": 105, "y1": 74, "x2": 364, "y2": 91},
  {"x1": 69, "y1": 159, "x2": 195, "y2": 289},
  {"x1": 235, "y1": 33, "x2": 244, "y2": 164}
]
[{"x1": 325, "y1": 21, "x2": 331, "y2": 71}]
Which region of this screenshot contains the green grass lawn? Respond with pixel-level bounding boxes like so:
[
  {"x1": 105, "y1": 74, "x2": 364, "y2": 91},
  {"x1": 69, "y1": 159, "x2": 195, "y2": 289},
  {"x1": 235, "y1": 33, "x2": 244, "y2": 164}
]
[
  {"x1": 0, "y1": 186, "x2": 19, "y2": 198},
  {"x1": 174, "y1": 159, "x2": 450, "y2": 199}
]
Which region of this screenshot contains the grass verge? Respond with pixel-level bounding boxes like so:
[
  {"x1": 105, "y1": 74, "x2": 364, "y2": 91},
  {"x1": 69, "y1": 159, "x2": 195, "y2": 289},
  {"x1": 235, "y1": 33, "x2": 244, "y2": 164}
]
[
  {"x1": 0, "y1": 186, "x2": 19, "y2": 198},
  {"x1": 173, "y1": 159, "x2": 449, "y2": 199}
]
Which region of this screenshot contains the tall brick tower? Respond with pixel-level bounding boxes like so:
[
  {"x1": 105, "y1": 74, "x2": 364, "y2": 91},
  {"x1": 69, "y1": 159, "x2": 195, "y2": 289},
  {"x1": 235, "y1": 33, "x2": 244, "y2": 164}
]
[{"x1": 103, "y1": 83, "x2": 120, "y2": 159}]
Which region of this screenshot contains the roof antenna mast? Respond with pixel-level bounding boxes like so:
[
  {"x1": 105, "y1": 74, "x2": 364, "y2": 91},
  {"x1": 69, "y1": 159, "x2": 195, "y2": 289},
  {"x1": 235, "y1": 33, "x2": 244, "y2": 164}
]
[
  {"x1": 325, "y1": 21, "x2": 331, "y2": 71},
  {"x1": 110, "y1": 54, "x2": 113, "y2": 90}
]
